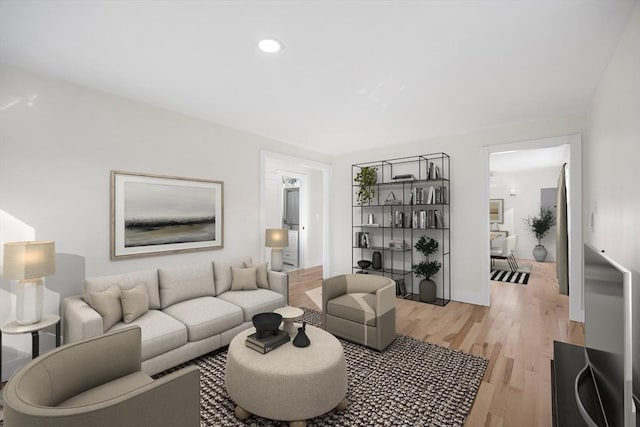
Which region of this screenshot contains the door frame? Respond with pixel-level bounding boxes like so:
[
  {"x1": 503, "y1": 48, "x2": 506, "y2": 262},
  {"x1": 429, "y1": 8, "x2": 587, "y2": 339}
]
[{"x1": 481, "y1": 134, "x2": 584, "y2": 322}]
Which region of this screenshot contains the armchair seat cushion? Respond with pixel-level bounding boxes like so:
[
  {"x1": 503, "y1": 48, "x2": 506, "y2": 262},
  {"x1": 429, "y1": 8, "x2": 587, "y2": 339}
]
[
  {"x1": 217, "y1": 289, "x2": 285, "y2": 322},
  {"x1": 111, "y1": 310, "x2": 187, "y2": 360},
  {"x1": 163, "y1": 296, "x2": 243, "y2": 342},
  {"x1": 327, "y1": 293, "x2": 377, "y2": 326},
  {"x1": 58, "y1": 372, "x2": 153, "y2": 408}
]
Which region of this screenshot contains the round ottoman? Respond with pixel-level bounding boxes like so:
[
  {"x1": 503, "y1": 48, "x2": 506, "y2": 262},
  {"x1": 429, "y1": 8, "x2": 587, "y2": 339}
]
[{"x1": 225, "y1": 325, "x2": 347, "y2": 426}]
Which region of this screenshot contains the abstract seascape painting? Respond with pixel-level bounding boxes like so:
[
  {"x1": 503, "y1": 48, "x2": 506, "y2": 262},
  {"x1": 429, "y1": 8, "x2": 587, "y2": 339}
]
[{"x1": 111, "y1": 171, "x2": 223, "y2": 258}]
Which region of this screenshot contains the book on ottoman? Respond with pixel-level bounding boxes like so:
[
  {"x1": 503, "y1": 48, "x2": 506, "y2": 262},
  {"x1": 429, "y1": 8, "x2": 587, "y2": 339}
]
[{"x1": 245, "y1": 330, "x2": 290, "y2": 354}]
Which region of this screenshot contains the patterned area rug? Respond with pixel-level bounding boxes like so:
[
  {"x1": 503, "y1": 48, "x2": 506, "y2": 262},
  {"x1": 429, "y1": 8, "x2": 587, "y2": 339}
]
[
  {"x1": 161, "y1": 309, "x2": 488, "y2": 427},
  {"x1": 490, "y1": 269, "x2": 530, "y2": 284}
]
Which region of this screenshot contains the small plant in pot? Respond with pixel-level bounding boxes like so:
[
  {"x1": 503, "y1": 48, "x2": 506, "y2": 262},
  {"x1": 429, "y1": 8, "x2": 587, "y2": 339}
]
[
  {"x1": 354, "y1": 166, "x2": 378, "y2": 205},
  {"x1": 523, "y1": 205, "x2": 554, "y2": 262},
  {"x1": 412, "y1": 236, "x2": 442, "y2": 303}
]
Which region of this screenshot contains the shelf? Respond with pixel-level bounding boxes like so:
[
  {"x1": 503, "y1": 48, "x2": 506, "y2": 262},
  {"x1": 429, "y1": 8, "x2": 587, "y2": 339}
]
[
  {"x1": 353, "y1": 203, "x2": 450, "y2": 208},
  {"x1": 354, "y1": 226, "x2": 449, "y2": 231},
  {"x1": 352, "y1": 153, "x2": 451, "y2": 307},
  {"x1": 404, "y1": 293, "x2": 450, "y2": 306},
  {"x1": 352, "y1": 246, "x2": 411, "y2": 252}
]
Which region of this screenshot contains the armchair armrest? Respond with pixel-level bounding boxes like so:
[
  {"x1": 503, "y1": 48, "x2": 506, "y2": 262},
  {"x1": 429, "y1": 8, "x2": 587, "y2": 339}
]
[
  {"x1": 322, "y1": 275, "x2": 348, "y2": 313},
  {"x1": 375, "y1": 281, "x2": 396, "y2": 317},
  {"x1": 267, "y1": 270, "x2": 289, "y2": 304},
  {"x1": 63, "y1": 295, "x2": 103, "y2": 344}
]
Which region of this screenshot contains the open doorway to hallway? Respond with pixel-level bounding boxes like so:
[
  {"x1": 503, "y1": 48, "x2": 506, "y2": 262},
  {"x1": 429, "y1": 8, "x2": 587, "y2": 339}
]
[
  {"x1": 260, "y1": 151, "x2": 332, "y2": 278},
  {"x1": 483, "y1": 134, "x2": 583, "y2": 322}
]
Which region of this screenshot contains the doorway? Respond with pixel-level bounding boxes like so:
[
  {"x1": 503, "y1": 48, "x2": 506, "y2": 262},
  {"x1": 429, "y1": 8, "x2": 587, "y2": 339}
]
[
  {"x1": 482, "y1": 135, "x2": 583, "y2": 322},
  {"x1": 259, "y1": 151, "x2": 332, "y2": 277}
]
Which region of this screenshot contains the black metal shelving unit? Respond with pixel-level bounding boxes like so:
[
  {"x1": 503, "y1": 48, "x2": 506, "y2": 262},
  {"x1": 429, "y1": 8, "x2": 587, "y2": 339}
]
[{"x1": 352, "y1": 153, "x2": 451, "y2": 306}]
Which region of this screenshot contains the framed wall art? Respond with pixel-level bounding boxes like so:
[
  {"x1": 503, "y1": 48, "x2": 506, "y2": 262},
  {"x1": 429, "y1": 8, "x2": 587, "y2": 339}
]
[
  {"x1": 489, "y1": 198, "x2": 504, "y2": 224},
  {"x1": 111, "y1": 171, "x2": 223, "y2": 259}
]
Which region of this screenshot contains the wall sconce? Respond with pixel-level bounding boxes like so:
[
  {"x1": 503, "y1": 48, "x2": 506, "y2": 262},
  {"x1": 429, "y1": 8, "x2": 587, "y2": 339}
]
[
  {"x1": 265, "y1": 229, "x2": 289, "y2": 272},
  {"x1": 509, "y1": 188, "x2": 517, "y2": 197},
  {"x1": 2, "y1": 241, "x2": 56, "y2": 325}
]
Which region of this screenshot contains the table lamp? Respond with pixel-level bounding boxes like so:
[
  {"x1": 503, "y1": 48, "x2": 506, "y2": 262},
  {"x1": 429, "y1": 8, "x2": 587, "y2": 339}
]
[
  {"x1": 2, "y1": 240, "x2": 56, "y2": 325},
  {"x1": 265, "y1": 229, "x2": 289, "y2": 272}
]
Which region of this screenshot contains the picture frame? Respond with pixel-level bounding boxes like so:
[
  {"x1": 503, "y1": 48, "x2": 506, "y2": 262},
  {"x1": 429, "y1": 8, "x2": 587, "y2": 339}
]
[
  {"x1": 489, "y1": 199, "x2": 504, "y2": 224},
  {"x1": 111, "y1": 171, "x2": 224, "y2": 259}
]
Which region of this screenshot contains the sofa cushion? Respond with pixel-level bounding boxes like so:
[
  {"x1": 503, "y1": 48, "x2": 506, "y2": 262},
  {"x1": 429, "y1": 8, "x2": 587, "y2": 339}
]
[
  {"x1": 216, "y1": 289, "x2": 285, "y2": 322},
  {"x1": 231, "y1": 266, "x2": 258, "y2": 291},
  {"x1": 111, "y1": 310, "x2": 187, "y2": 360},
  {"x1": 327, "y1": 293, "x2": 377, "y2": 326},
  {"x1": 158, "y1": 263, "x2": 216, "y2": 309},
  {"x1": 213, "y1": 257, "x2": 252, "y2": 295},
  {"x1": 58, "y1": 371, "x2": 153, "y2": 407},
  {"x1": 121, "y1": 283, "x2": 149, "y2": 324},
  {"x1": 163, "y1": 296, "x2": 243, "y2": 342},
  {"x1": 89, "y1": 286, "x2": 122, "y2": 332},
  {"x1": 84, "y1": 269, "x2": 161, "y2": 310},
  {"x1": 244, "y1": 262, "x2": 269, "y2": 289}
]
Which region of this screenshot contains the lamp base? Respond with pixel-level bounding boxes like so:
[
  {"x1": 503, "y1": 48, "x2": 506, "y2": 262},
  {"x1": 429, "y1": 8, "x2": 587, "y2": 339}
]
[
  {"x1": 271, "y1": 248, "x2": 284, "y2": 272},
  {"x1": 17, "y1": 278, "x2": 44, "y2": 325}
]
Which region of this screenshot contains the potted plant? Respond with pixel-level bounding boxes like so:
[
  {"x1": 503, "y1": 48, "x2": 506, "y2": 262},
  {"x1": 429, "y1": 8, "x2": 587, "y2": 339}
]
[
  {"x1": 354, "y1": 166, "x2": 378, "y2": 205},
  {"x1": 523, "y1": 205, "x2": 554, "y2": 262},
  {"x1": 412, "y1": 236, "x2": 442, "y2": 302}
]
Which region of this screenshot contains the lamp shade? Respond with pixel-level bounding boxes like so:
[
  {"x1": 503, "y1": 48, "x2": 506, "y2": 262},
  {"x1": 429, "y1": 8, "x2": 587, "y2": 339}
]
[
  {"x1": 3, "y1": 241, "x2": 56, "y2": 280},
  {"x1": 265, "y1": 229, "x2": 289, "y2": 248}
]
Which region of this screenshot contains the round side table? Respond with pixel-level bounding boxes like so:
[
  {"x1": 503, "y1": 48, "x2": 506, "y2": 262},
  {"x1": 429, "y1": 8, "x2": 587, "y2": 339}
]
[{"x1": 273, "y1": 306, "x2": 304, "y2": 337}]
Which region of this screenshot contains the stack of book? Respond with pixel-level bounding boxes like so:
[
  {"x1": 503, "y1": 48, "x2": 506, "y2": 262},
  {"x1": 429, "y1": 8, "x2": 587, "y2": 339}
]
[{"x1": 245, "y1": 330, "x2": 290, "y2": 354}]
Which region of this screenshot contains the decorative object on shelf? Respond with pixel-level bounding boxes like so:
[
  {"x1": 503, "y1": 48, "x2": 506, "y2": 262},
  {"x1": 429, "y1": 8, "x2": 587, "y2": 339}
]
[
  {"x1": 252, "y1": 312, "x2": 283, "y2": 339},
  {"x1": 489, "y1": 198, "x2": 504, "y2": 224},
  {"x1": 412, "y1": 236, "x2": 442, "y2": 303},
  {"x1": 354, "y1": 166, "x2": 378, "y2": 205},
  {"x1": 392, "y1": 210, "x2": 405, "y2": 228},
  {"x1": 367, "y1": 213, "x2": 375, "y2": 225},
  {"x1": 110, "y1": 171, "x2": 223, "y2": 259},
  {"x1": 392, "y1": 174, "x2": 415, "y2": 181},
  {"x1": 293, "y1": 321, "x2": 310, "y2": 347},
  {"x1": 384, "y1": 192, "x2": 402, "y2": 205},
  {"x1": 357, "y1": 260, "x2": 372, "y2": 269},
  {"x1": 372, "y1": 251, "x2": 383, "y2": 270},
  {"x1": 265, "y1": 228, "x2": 289, "y2": 271},
  {"x1": 2, "y1": 241, "x2": 56, "y2": 325},
  {"x1": 523, "y1": 205, "x2": 554, "y2": 262},
  {"x1": 395, "y1": 279, "x2": 407, "y2": 296},
  {"x1": 355, "y1": 232, "x2": 370, "y2": 248}
]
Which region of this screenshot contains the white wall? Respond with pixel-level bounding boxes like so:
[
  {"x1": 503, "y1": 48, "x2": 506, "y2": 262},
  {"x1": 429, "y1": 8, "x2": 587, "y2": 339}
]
[
  {"x1": 585, "y1": 2, "x2": 640, "y2": 274},
  {"x1": 0, "y1": 65, "x2": 329, "y2": 378},
  {"x1": 490, "y1": 166, "x2": 565, "y2": 261},
  {"x1": 332, "y1": 115, "x2": 586, "y2": 305}
]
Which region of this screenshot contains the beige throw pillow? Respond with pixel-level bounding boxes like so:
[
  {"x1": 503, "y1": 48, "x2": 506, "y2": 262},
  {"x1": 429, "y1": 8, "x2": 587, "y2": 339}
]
[
  {"x1": 89, "y1": 285, "x2": 122, "y2": 332},
  {"x1": 244, "y1": 262, "x2": 269, "y2": 289},
  {"x1": 121, "y1": 283, "x2": 149, "y2": 323},
  {"x1": 231, "y1": 266, "x2": 258, "y2": 291}
]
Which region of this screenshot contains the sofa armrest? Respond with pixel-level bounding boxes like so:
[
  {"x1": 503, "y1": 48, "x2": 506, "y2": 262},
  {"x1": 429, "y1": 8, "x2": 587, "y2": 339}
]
[
  {"x1": 63, "y1": 295, "x2": 103, "y2": 344},
  {"x1": 267, "y1": 270, "x2": 289, "y2": 304}
]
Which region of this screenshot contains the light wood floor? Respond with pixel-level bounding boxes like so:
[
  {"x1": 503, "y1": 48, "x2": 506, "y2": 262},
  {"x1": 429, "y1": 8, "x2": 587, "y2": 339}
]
[{"x1": 288, "y1": 262, "x2": 585, "y2": 427}]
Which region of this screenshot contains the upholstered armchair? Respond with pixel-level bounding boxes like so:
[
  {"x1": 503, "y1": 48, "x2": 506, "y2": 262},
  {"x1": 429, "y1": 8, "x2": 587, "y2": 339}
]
[
  {"x1": 3, "y1": 326, "x2": 200, "y2": 427},
  {"x1": 322, "y1": 274, "x2": 396, "y2": 351}
]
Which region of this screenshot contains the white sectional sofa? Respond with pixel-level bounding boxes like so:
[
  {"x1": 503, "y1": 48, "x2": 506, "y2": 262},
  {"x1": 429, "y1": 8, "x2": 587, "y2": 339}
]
[{"x1": 63, "y1": 257, "x2": 287, "y2": 375}]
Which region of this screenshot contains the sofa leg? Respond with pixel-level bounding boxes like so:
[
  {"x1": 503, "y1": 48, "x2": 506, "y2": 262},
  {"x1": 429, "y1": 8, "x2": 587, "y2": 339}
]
[{"x1": 235, "y1": 405, "x2": 251, "y2": 420}]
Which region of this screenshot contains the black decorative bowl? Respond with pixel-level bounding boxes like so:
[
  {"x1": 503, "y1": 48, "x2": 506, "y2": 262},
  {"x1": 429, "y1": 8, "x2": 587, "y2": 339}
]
[
  {"x1": 357, "y1": 260, "x2": 372, "y2": 269},
  {"x1": 252, "y1": 312, "x2": 283, "y2": 339}
]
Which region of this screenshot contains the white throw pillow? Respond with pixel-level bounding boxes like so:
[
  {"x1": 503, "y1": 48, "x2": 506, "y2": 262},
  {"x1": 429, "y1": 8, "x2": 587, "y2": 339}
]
[
  {"x1": 231, "y1": 266, "x2": 258, "y2": 291},
  {"x1": 121, "y1": 283, "x2": 149, "y2": 323},
  {"x1": 244, "y1": 262, "x2": 269, "y2": 289},
  {"x1": 89, "y1": 285, "x2": 122, "y2": 332}
]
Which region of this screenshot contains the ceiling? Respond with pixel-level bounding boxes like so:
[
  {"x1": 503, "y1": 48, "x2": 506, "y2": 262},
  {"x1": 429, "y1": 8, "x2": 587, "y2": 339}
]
[{"x1": 0, "y1": 1, "x2": 635, "y2": 155}]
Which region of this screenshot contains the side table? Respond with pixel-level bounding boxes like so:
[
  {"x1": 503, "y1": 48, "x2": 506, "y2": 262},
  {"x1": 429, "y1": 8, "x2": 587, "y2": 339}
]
[{"x1": 1, "y1": 314, "x2": 61, "y2": 405}]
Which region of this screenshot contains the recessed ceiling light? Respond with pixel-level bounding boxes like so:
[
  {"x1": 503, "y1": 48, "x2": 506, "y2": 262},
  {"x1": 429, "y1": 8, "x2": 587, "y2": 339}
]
[{"x1": 258, "y1": 38, "x2": 282, "y2": 53}]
